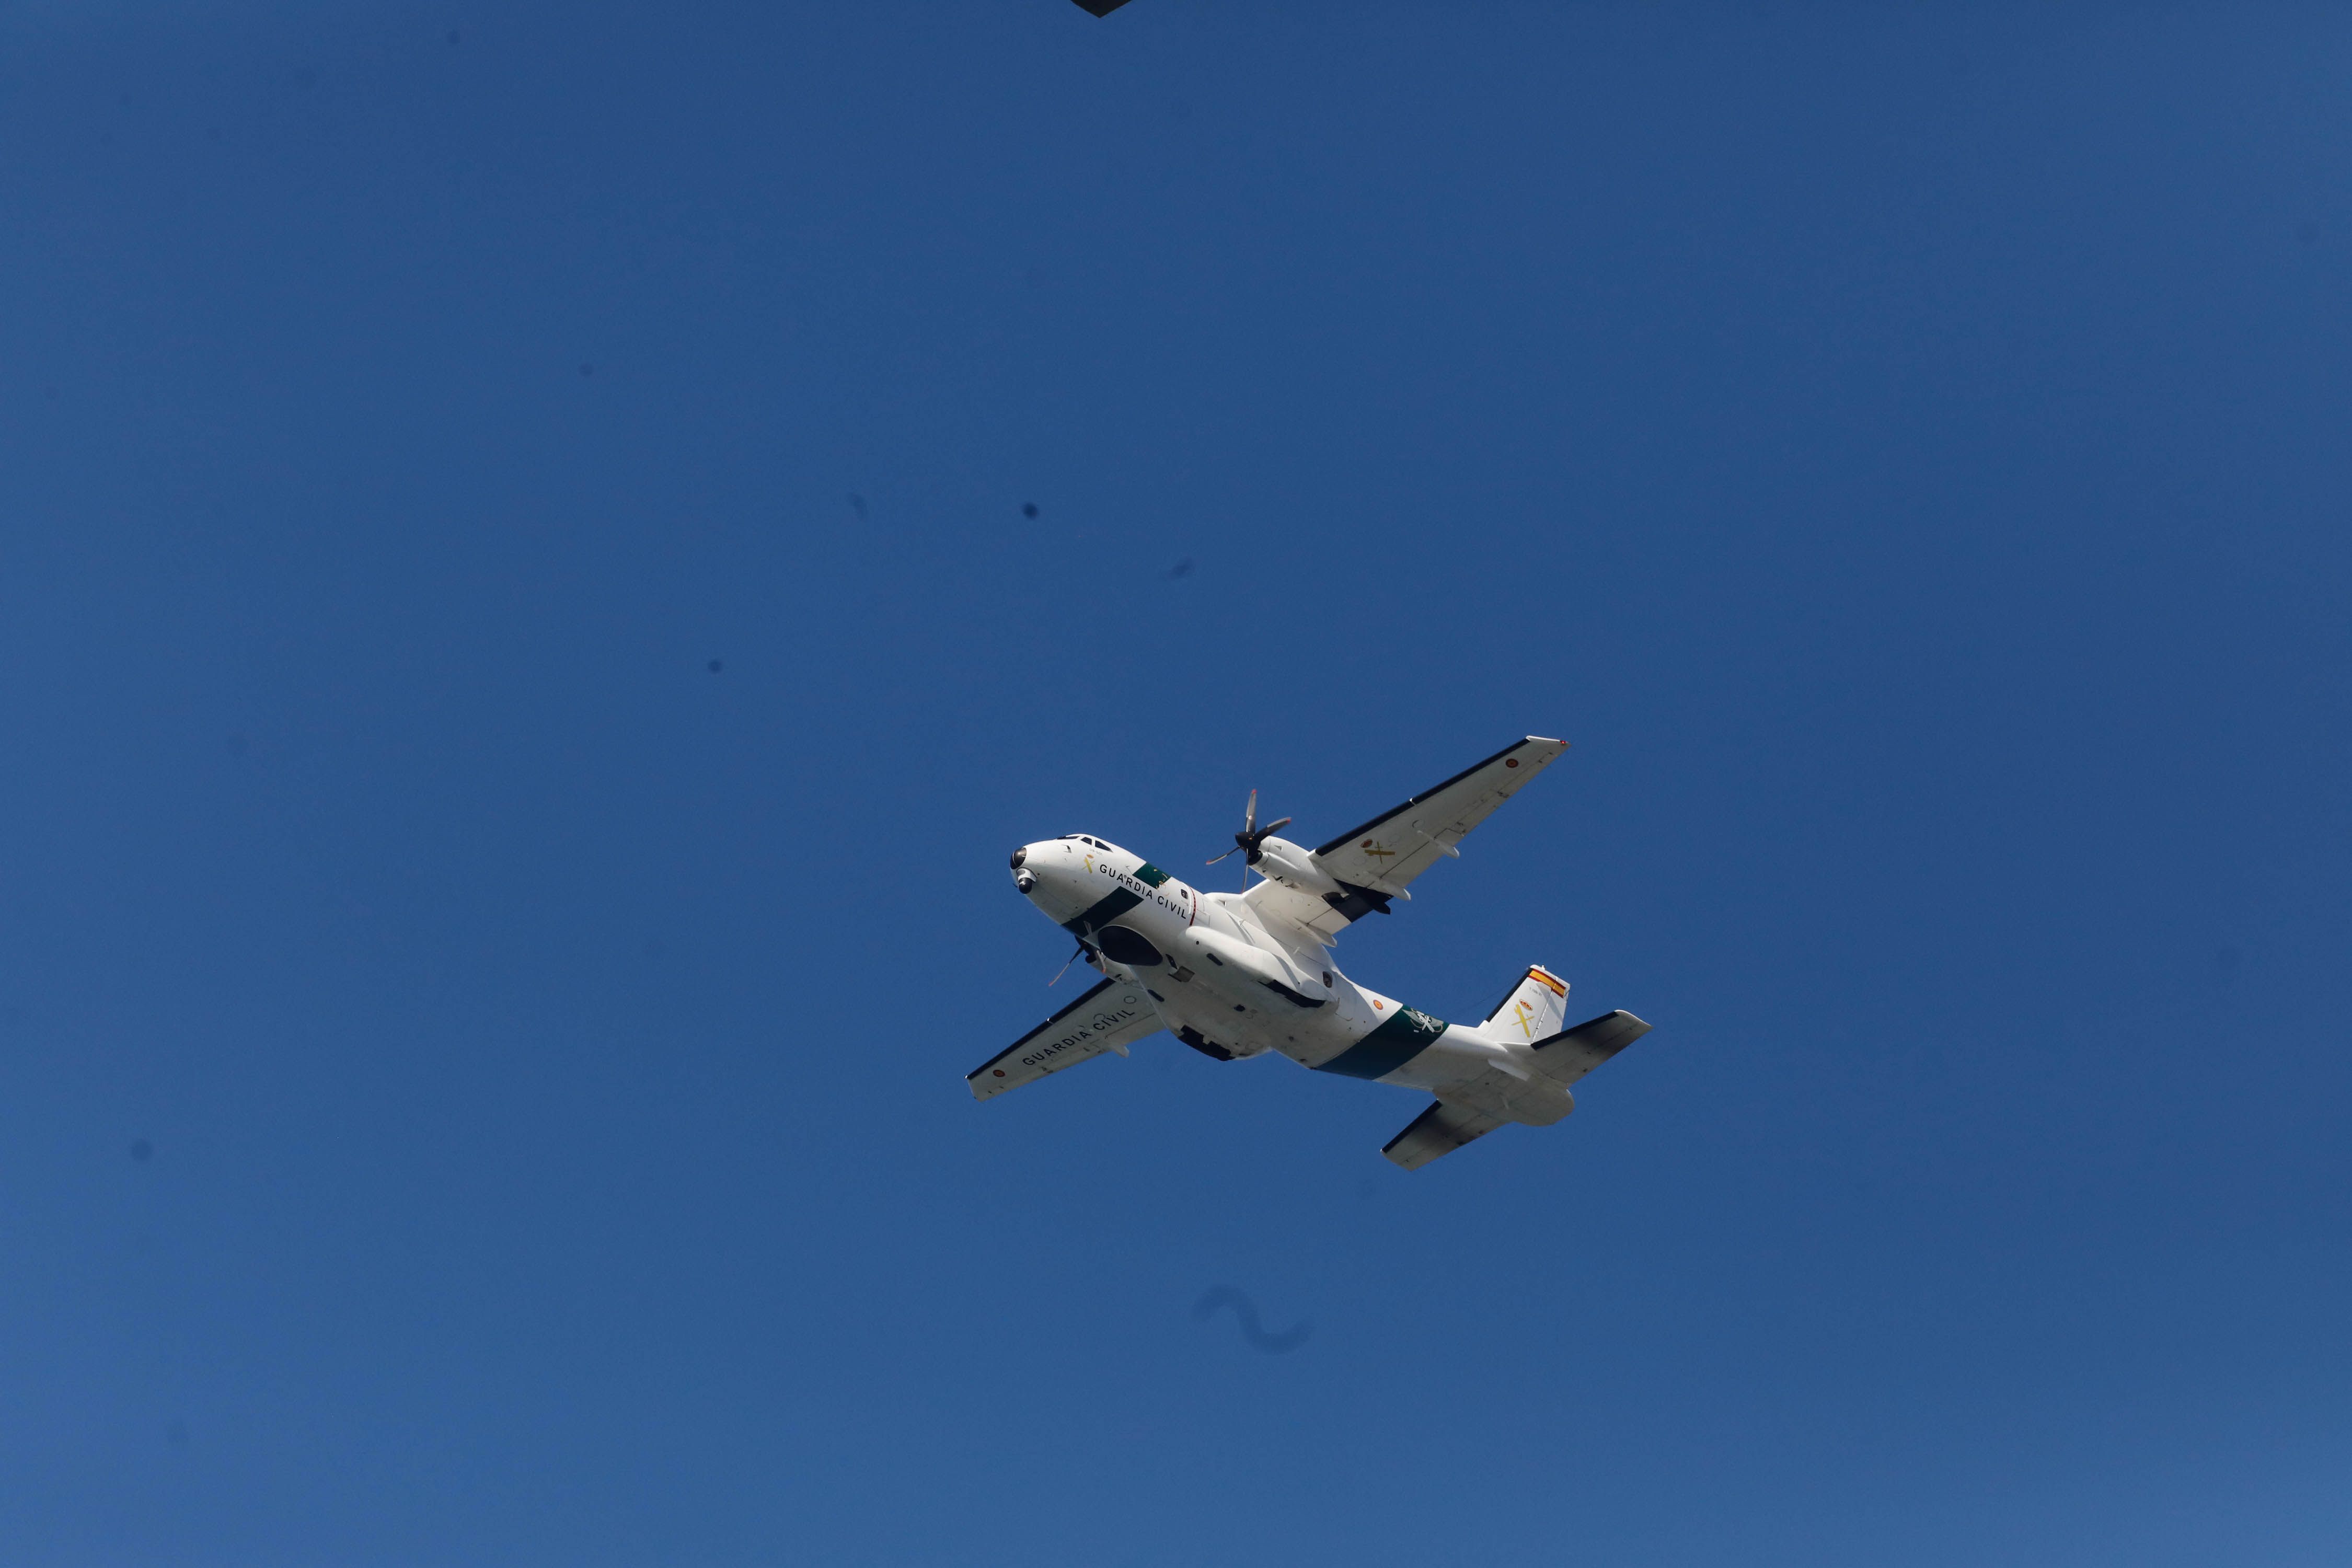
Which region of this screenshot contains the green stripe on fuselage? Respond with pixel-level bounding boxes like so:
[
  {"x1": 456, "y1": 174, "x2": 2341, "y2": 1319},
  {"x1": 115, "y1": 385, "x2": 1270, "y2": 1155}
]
[
  {"x1": 1313, "y1": 1005, "x2": 1448, "y2": 1080},
  {"x1": 1063, "y1": 886, "x2": 1143, "y2": 937}
]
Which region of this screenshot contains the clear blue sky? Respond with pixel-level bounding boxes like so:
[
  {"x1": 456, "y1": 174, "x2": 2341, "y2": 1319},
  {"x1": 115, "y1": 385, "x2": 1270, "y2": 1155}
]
[{"x1": 3, "y1": 3, "x2": 2348, "y2": 1564}]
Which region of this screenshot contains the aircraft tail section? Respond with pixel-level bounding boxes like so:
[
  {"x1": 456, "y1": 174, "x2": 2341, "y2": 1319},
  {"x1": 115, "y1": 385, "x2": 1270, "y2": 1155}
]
[{"x1": 1479, "y1": 964, "x2": 1570, "y2": 1045}]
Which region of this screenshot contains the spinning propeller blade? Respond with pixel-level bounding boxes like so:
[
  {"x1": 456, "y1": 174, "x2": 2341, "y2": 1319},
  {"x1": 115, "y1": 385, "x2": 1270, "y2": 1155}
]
[{"x1": 1207, "y1": 788, "x2": 1291, "y2": 886}]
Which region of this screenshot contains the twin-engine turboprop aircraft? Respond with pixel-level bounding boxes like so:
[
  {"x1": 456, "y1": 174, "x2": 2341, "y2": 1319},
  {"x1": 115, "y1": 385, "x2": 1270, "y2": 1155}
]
[{"x1": 970, "y1": 737, "x2": 1653, "y2": 1169}]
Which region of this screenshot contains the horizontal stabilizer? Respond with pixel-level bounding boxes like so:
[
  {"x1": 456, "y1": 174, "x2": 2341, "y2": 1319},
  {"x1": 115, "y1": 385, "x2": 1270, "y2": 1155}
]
[
  {"x1": 1381, "y1": 1100, "x2": 1506, "y2": 1171},
  {"x1": 1530, "y1": 1009, "x2": 1652, "y2": 1088},
  {"x1": 968, "y1": 977, "x2": 1160, "y2": 1102}
]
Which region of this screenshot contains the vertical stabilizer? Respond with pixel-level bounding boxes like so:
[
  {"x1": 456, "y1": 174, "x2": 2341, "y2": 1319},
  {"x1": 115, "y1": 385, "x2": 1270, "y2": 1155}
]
[{"x1": 1480, "y1": 965, "x2": 1570, "y2": 1044}]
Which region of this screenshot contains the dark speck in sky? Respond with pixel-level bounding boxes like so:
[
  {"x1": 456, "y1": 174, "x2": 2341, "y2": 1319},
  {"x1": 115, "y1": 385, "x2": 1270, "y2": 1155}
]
[
  {"x1": 448, "y1": 30, "x2": 462, "y2": 45},
  {"x1": 707, "y1": 659, "x2": 723, "y2": 673},
  {"x1": 1022, "y1": 502, "x2": 1039, "y2": 518},
  {"x1": 131, "y1": 1139, "x2": 153, "y2": 1162},
  {"x1": 847, "y1": 493, "x2": 867, "y2": 521},
  {"x1": 579, "y1": 363, "x2": 594, "y2": 378},
  {"x1": 1166, "y1": 558, "x2": 1194, "y2": 579},
  {"x1": 1193, "y1": 1287, "x2": 1311, "y2": 1354}
]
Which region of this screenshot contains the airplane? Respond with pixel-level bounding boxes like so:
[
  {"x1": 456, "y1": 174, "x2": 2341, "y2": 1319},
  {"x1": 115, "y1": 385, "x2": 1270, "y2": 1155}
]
[{"x1": 970, "y1": 737, "x2": 1654, "y2": 1169}]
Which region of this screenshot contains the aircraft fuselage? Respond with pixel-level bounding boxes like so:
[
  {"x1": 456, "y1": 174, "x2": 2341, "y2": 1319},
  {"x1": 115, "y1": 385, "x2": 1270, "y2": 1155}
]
[{"x1": 1009, "y1": 833, "x2": 1572, "y2": 1117}]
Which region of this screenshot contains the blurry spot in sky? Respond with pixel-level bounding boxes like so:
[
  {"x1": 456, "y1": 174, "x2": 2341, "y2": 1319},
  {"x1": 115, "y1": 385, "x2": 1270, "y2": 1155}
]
[
  {"x1": 1165, "y1": 558, "x2": 1194, "y2": 580},
  {"x1": 1192, "y1": 1286, "x2": 1310, "y2": 1353},
  {"x1": 448, "y1": 30, "x2": 462, "y2": 46},
  {"x1": 226, "y1": 733, "x2": 250, "y2": 757},
  {"x1": 1022, "y1": 502, "x2": 1039, "y2": 518},
  {"x1": 707, "y1": 659, "x2": 723, "y2": 673},
  {"x1": 131, "y1": 1139, "x2": 153, "y2": 1162},
  {"x1": 847, "y1": 493, "x2": 867, "y2": 521},
  {"x1": 579, "y1": 363, "x2": 594, "y2": 378}
]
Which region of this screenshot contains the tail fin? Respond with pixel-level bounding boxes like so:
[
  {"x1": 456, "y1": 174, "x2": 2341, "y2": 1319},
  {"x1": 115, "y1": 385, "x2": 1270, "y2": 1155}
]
[{"x1": 1479, "y1": 964, "x2": 1570, "y2": 1044}]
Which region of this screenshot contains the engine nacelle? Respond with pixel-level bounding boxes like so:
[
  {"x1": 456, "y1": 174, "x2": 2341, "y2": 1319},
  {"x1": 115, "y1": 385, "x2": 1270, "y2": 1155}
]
[{"x1": 1249, "y1": 835, "x2": 1342, "y2": 898}]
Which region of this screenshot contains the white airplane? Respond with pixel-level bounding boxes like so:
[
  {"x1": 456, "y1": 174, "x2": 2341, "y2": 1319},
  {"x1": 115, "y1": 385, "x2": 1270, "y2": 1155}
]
[{"x1": 971, "y1": 737, "x2": 1653, "y2": 1169}]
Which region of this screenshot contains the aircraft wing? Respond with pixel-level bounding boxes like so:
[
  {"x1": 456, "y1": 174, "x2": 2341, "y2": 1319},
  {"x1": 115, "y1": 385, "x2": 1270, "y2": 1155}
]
[
  {"x1": 967, "y1": 976, "x2": 1161, "y2": 1102},
  {"x1": 1309, "y1": 736, "x2": 1569, "y2": 924}
]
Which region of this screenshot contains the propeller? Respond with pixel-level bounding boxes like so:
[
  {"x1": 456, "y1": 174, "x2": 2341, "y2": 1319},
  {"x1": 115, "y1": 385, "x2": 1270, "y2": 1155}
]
[
  {"x1": 1047, "y1": 939, "x2": 1092, "y2": 987},
  {"x1": 1206, "y1": 788, "x2": 1292, "y2": 886}
]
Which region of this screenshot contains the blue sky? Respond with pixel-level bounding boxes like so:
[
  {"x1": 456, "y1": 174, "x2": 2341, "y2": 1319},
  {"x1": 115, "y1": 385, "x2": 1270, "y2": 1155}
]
[{"x1": 3, "y1": 3, "x2": 2348, "y2": 1563}]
